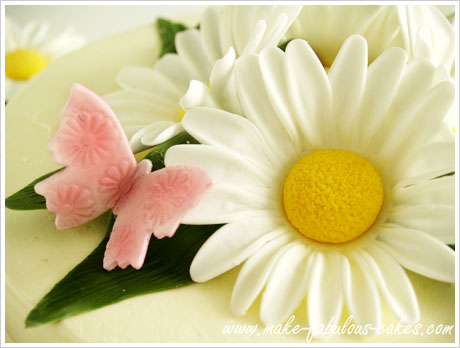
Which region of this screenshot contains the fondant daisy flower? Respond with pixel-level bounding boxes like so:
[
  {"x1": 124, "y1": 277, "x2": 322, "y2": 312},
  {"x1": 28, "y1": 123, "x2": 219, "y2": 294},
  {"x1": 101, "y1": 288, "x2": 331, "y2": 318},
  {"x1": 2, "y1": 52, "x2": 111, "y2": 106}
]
[
  {"x1": 165, "y1": 36, "x2": 455, "y2": 332},
  {"x1": 288, "y1": 5, "x2": 454, "y2": 71},
  {"x1": 289, "y1": 5, "x2": 455, "y2": 139},
  {"x1": 104, "y1": 5, "x2": 301, "y2": 153},
  {"x1": 5, "y1": 17, "x2": 85, "y2": 101}
]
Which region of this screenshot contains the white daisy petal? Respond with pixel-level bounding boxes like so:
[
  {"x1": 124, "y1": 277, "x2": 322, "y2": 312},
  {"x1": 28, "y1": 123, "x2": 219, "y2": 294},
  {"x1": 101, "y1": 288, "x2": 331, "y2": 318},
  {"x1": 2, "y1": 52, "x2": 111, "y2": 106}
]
[
  {"x1": 392, "y1": 175, "x2": 454, "y2": 206},
  {"x1": 21, "y1": 21, "x2": 47, "y2": 48},
  {"x1": 258, "y1": 46, "x2": 302, "y2": 147},
  {"x1": 398, "y1": 6, "x2": 455, "y2": 70},
  {"x1": 235, "y1": 53, "x2": 295, "y2": 161},
  {"x1": 285, "y1": 39, "x2": 332, "y2": 147},
  {"x1": 116, "y1": 66, "x2": 183, "y2": 101},
  {"x1": 260, "y1": 242, "x2": 311, "y2": 325},
  {"x1": 217, "y1": 6, "x2": 235, "y2": 57},
  {"x1": 364, "y1": 243, "x2": 419, "y2": 324},
  {"x1": 182, "y1": 184, "x2": 273, "y2": 225},
  {"x1": 380, "y1": 80, "x2": 454, "y2": 172},
  {"x1": 367, "y1": 57, "x2": 435, "y2": 155},
  {"x1": 307, "y1": 252, "x2": 343, "y2": 335},
  {"x1": 342, "y1": 252, "x2": 381, "y2": 328},
  {"x1": 377, "y1": 225, "x2": 455, "y2": 282},
  {"x1": 165, "y1": 144, "x2": 273, "y2": 189},
  {"x1": 182, "y1": 107, "x2": 274, "y2": 167},
  {"x1": 388, "y1": 204, "x2": 454, "y2": 244},
  {"x1": 394, "y1": 142, "x2": 454, "y2": 182},
  {"x1": 395, "y1": 167, "x2": 453, "y2": 191},
  {"x1": 256, "y1": 6, "x2": 302, "y2": 50},
  {"x1": 234, "y1": 5, "x2": 301, "y2": 55},
  {"x1": 175, "y1": 29, "x2": 213, "y2": 82},
  {"x1": 232, "y1": 6, "x2": 259, "y2": 55},
  {"x1": 231, "y1": 233, "x2": 293, "y2": 316},
  {"x1": 328, "y1": 35, "x2": 368, "y2": 147},
  {"x1": 154, "y1": 53, "x2": 194, "y2": 92},
  {"x1": 190, "y1": 217, "x2": 284, "y2": 282},
  {"x1": 255, "y1": 13, "x2": 288, "y2": 52},
  {"x1": 27, "y1": 22, "x2": 49, "y2": 49},
  {"x1": 180, "y1": 80, "x2": 219, "y2": 111},
  {"x1": 130, "y1": 121, "x2": 176, "y2": 153},
  {"x1": 40, "y1": 28, "x2": 85, "y2": 58},
  {"x1": 241, "y1": 20, "x2": 267, "y2": 56},
  {"x1": 288, "y1": 5, "x2": 388, "y2": 66},
  {"x1": 141, "y1": 122, "x2": 184, "y2": 147},
  {"x1": 5, "y1": 17, "x2": 20, "y2": 51},
  {"x1": 107, "y1": 99, "x2": 178, "y2": 140},
  {"x1": 354, "y1": 47, "x2": 407, "y2": 149},
  {"x1": 209, "y1": 47, "x2": 243, "y2": 115},
  {"x1": 200, "y1": 6, "x2": 225, "y2": 62}
]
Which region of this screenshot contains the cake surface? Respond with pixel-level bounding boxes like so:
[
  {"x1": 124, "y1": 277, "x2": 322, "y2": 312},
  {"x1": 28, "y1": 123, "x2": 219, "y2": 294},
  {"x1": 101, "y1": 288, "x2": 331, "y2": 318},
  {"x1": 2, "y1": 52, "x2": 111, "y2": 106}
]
[{"x1": 5, "y1": 21, "x2": 455, "y2": 343}]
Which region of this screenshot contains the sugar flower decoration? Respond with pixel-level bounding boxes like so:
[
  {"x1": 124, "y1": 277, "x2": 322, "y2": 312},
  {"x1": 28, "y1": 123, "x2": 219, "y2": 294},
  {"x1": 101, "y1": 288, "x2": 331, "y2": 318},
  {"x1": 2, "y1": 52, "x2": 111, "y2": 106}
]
[
  {"x1": 104, "y1": 5, "x2": 301, "y2": 153},
  {"x1": 288, "y1": 5, "x2": 454, "y2": 71},
  {"x1": 5, "y1": 17, "x2": 86, "y2": 101},
  {"x1": 165, "y1": 37, "x2": 455, "y2": 332},
  {"x1": 288, "y1": 5, "x2": 455, "y2": 137}
]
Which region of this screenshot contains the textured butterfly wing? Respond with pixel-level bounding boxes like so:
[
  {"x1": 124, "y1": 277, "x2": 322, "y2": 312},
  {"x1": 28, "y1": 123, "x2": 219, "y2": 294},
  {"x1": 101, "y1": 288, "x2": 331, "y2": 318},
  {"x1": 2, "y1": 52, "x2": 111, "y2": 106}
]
[
  {"x1": 35, "y1": 83, "x2": 138, "y2": 229},
  {"x1": 103, "y1": 165, "x2": 214, "y2": 270}
]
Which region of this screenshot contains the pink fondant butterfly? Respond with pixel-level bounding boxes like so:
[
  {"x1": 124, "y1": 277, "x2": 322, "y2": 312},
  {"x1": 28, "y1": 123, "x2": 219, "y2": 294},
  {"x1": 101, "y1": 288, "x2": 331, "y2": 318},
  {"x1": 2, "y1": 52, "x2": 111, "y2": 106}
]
[{"x1": 35, "y1": 84, "x2": 213, "y2": 271}]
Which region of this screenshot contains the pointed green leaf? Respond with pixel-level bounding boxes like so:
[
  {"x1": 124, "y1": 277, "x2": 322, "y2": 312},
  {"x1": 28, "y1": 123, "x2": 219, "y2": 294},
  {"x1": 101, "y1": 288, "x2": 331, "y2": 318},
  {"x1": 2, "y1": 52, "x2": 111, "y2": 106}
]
[
  {"x1": 156, "y1": 18, "x2": 189, "y2": 57},
  {"x1": 24, "y1": 131, "x2": 215, "y2": 327},
  {"x1": 26, "y1": 213, "x2": 221, "y2": 327},
  {"x1": 5, "y1": 168, "x2": 63, "y2": 210}
]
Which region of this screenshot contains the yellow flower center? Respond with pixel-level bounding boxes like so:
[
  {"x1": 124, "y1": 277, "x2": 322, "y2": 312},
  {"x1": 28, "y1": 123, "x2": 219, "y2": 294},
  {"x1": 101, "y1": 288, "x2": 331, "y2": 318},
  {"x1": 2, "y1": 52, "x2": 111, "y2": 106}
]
[
  {"x1": 5, "y1": 49, "x2": 48, "y2": 81},
  {"x1": 283, "y1": 149, "x2": 384, "y2": 244}
]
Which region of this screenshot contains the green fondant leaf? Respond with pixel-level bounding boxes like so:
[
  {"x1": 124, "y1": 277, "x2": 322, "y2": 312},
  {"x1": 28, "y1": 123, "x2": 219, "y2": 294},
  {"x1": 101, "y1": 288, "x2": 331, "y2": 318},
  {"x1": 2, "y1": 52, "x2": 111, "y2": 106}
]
[
  {"x1": 5, "y1": 168, "x2": 63, "y2": 210},
  {"x1": 143, "y1": 131, "x2": 198, "y2": 170},
  {"x1": 25, "y1": 131, "x2": 215, "y2": 327},
  {"x1": 26, "y1": 213, "x2": 221, "y2": 327},
  {"x1": 156, "y1": 18, "x2": 189, "y2": 57}
]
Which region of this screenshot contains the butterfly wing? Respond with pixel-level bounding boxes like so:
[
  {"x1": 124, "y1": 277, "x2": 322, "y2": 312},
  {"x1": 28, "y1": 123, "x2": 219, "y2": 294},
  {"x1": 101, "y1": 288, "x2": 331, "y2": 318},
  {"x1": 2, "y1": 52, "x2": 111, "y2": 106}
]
[
  {"x1": 35, "y1": 83, "x2": 138, "y2": 229},
  {"x1": 103, "y1": 165, "x2": 214, "y2": 270}
]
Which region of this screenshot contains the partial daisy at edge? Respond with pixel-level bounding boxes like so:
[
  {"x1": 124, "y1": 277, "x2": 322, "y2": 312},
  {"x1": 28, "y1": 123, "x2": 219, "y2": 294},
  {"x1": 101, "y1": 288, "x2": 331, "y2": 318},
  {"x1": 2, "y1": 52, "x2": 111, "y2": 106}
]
[
  {"x1": 286, "y1": 4, "x2": 456, "y2": 138},
  {"x1": 163, "y1": 35, "x2": 455, "y2": 335},
  {"x1": 5, "y1": 16, "x2": 86, "y2": 101},
  {"x1": 103, "y1": 5, "x2": 302, "y2": 153}
]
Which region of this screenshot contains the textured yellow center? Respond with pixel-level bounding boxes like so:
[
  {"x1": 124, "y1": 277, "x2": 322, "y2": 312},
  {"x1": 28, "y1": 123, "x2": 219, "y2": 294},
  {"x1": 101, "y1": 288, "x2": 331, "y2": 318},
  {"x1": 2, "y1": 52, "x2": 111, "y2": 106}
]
[
  {"x1": 283, "y1": 149, "x2": 384, "y2": 244},
  {"x1": 5, "y1": 49, "x2": 48, "y2": 81}
]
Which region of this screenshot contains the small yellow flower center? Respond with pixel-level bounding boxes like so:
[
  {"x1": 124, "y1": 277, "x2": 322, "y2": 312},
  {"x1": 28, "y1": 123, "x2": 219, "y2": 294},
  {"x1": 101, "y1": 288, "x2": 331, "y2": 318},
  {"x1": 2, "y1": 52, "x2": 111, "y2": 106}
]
[
  {"x1": 283, "y1": 149, "x2": 384, "y2": 244},
  {"x1": 5, "y1": 49, "x2": 48, "y2": 81}
]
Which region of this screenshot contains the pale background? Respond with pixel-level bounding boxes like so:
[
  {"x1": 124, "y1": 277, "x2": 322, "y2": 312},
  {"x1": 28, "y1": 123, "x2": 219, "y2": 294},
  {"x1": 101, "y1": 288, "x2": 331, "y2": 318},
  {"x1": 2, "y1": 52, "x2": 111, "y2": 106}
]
[{"x1": 5, "y1": 5, "x2": 208, "y2": 43}]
